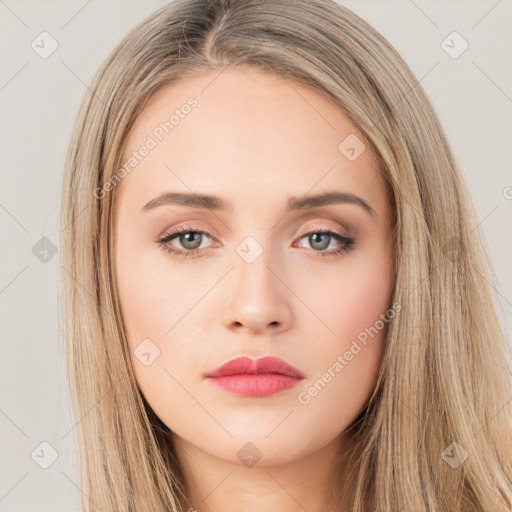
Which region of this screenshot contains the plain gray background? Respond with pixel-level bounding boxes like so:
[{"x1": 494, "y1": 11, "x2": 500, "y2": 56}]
[{"x1": 1, "y1": 1, "x2": 511, "y2": 510}]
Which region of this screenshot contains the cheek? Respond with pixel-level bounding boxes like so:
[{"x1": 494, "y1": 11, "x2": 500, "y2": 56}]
[
  {"x1": 115, "y1": 241, "x2": 209, "y2": 406},
  {"x1": 304, "y1": 242, "x2": 394, "y2": 346},
  {"x1": 295, "y1": 243, "x2": 393, "y2": 412},
  {"x1": 115, "y1": 238, "x2": 189, "y2": 341}
]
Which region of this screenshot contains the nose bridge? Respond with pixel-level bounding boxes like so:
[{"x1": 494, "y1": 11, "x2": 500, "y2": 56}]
[
  {"x1": 221, "y1": 232, "x2": 293, "y2": 332},
  {"x1": 233, "y1": 232, "x2": 280, "y2": 297}
]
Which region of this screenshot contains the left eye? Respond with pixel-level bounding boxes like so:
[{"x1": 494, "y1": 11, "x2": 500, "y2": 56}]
[
  {"x1": 295, "y1": 230, "x2": 354, "y2": 254},
  {"x1": 157, "y1": 227, "x2": 355, "y2": 258}
]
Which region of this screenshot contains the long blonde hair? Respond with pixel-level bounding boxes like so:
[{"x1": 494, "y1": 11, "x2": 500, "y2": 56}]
[{"x1": 60, "y1": 0, "x2": 512, "y2": 510}]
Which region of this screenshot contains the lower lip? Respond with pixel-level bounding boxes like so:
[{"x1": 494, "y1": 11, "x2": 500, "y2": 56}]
[{"x1": 207, "y1": 374, "x2": 303, "y2": 397}]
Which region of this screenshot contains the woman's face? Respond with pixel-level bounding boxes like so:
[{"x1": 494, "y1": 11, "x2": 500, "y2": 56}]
[{"x1": 114, "y1": 66, "x2": 395, "y2": 467}]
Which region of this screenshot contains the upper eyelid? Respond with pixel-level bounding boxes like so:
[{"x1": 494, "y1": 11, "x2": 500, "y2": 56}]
[
  {"x1": 162, "y1": 218, "x2": 351, "y2": 237},
  {"x1": 163, "y1": 225, "x2": 211, "y2": 236},
  {"x1": 296, "y1": 223, "x2": 350, "y2": 237}
]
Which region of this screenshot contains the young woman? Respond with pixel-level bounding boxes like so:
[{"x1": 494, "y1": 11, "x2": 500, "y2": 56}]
[{"x1": 60, "y1": 0, "x2": 512, "y2": 510}]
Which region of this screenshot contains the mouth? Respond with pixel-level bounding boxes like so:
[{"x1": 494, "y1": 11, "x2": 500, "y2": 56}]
[{"x1": 205, "y1": 356, "x2": 305, "y2": 397}]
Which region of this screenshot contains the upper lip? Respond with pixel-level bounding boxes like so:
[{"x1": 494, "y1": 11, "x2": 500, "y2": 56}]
[{"x1": 206, "y1": 356, "x2": 305, "y2": 379}]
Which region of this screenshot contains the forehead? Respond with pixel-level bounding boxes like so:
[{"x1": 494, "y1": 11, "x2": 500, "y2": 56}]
[{"x1": 116, "y1": 66, "x2": 388, "y2": 216}]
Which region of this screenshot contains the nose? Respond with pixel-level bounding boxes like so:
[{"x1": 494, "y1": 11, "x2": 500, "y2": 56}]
[{"x1": 221, "y1": 249, "x2": 293, "y2": 335}]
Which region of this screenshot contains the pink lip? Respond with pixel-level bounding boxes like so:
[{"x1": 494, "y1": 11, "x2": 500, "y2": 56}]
[{"x1": 206, "y1": 356, "x2": 305, "y2": 397}]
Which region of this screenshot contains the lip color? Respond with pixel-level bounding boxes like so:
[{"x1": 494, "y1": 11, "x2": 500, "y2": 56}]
[
  {"x1": 206, "y1": 355, "x2": 305, "y2": 397},
  {"x1": 207, "y1": 373, "x2": 303, "y2": 397}
]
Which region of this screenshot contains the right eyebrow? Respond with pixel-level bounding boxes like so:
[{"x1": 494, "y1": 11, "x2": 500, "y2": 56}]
[{"x1": 142, "y1": 191, "x2": 232, "y2": 212}]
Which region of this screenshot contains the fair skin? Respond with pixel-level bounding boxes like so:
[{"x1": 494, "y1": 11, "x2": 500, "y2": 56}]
[{"x1": 114, "y1": 66, "x2": 395, "y2": 512}]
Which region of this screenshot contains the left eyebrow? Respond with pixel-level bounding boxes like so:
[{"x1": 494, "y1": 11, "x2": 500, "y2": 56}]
[
  {"x1": 141, "y1": 190, "x2": 376, "y2": 218},
  {"x1": 287, "y1": 191, "x2": 376, "y2": 218}
]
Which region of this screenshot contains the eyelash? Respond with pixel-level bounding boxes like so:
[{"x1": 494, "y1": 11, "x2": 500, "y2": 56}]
[{"x1": 156, "y1": 225, "x2": 356, "y2": 259}]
